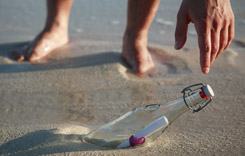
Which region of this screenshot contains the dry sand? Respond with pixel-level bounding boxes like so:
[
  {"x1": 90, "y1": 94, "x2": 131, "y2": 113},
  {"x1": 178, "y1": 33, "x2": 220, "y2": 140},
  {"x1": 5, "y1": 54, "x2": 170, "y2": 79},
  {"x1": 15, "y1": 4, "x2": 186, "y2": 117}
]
[{"x1": 0, "y1": 0, "x2": 245, "y2": 156}]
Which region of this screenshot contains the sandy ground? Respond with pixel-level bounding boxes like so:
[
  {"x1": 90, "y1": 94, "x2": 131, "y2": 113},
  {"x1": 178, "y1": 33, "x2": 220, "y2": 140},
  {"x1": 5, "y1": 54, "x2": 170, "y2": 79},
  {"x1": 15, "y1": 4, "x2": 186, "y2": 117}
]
[{"x1": 0, "y1": 0, "x2": 245, "y2": 156}]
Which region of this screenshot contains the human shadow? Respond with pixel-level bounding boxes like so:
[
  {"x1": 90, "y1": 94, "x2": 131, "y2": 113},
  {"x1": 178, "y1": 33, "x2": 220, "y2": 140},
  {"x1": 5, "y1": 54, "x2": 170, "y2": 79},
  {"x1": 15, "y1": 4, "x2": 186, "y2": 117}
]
[
  {"x1": 0, "y1": 41, "x2": 130, "y2": 74},
  {"x1": 0, "y1": 129, "x2": 108, "y2": 156}
]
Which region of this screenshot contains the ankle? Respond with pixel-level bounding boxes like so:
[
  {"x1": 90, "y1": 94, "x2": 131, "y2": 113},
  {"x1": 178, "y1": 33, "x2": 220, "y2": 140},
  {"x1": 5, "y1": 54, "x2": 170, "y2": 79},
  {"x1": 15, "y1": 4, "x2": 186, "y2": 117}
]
[
  {"x1": 123, "y1": 29, "x2": 148, "y2": 47},
  {"x1": 44, "y1": 18, "x2": 68, "y2": 32},
  {"x1": 41, "y1": 25, "x2": 67, "y2": 39},
  {"x1": 125, "y1": 28, "x2": 148, "y2": 39}
]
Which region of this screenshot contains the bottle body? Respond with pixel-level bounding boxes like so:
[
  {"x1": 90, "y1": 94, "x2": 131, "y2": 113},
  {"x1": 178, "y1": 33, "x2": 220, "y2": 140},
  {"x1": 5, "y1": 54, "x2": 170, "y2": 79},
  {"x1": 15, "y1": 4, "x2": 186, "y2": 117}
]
[
  {"x1": 83, "y1": 85, "x2": 213, "y2": 148},
  {"x1": 83, "y1": 104, "x2": 169, "y2": 148}
]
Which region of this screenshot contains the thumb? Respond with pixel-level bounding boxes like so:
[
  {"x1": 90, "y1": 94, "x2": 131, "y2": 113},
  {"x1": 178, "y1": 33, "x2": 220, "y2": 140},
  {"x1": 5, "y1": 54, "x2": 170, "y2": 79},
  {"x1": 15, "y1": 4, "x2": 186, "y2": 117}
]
[{"x1": 175, "y1": 10, "x2": 189, "y2": 50}]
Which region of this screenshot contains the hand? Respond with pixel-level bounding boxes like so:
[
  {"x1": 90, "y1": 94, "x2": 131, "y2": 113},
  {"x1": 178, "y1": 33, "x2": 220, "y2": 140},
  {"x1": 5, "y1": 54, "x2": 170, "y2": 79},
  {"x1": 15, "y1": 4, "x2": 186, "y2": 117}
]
[{"x1": 174, "y1": 0, "x2": 234, "y2": 74}]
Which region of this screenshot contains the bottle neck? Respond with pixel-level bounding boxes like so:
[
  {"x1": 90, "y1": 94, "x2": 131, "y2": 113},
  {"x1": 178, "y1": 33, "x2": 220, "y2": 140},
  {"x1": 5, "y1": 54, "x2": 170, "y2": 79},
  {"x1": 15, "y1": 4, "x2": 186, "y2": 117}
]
[
  {"x1": 161, "y1": 89, "x2": 206, "y2": 123},
  {"x1": 185, "y1": 89, "x2": 206, "y2": 108}
]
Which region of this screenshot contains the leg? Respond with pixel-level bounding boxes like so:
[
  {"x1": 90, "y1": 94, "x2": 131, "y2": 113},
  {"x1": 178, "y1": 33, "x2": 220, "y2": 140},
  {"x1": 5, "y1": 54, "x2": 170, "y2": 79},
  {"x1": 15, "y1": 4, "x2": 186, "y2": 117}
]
[
  {"x1": 123, "y1": 0, "x2": 160, "y2": 76},
  {"x1": 12, "y1": 0, "x2": 73, "y2": 62}
]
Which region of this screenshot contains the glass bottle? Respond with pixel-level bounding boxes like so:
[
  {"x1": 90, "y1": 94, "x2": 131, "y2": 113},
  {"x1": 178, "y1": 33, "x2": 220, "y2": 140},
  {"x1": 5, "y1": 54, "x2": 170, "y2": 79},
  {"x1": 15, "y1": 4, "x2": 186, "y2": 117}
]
[{"x1": 82, "y1": 83, "x2": 214, "y2": 148}]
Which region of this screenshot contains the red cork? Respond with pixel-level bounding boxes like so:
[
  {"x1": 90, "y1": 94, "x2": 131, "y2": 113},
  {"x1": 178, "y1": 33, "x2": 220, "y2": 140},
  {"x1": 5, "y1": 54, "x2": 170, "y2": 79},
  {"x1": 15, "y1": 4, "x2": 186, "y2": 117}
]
[{"x1": 199, "y1": 87, "x2": 210, "y2": 100}]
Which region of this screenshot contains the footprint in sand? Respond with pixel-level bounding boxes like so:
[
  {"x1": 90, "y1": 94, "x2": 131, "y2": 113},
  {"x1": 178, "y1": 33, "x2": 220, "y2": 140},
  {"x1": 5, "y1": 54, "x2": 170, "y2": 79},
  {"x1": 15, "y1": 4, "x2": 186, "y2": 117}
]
[
  {"x1": 232, "y1": 39, "x2": 245, "y2": 48},
  {"x1": 223, "y1": 49, "x2": 238, "y2": 66},
  {"x1": 222, "y1": 48, "x2": 245, "y2": 73},
  {"x1": 118, "y1": 46, "x2": 191, "y2": 79},
  {"x1": 148, "y1": 47, "x2": 191, "y2": 77}
]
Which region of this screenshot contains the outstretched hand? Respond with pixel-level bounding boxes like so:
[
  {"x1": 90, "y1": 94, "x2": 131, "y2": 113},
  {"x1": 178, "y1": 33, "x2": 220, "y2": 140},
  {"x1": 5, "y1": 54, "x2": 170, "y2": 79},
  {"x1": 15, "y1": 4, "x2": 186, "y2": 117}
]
[{"x1": 174, "y1": 0, "x2": 234, "y2": 74}]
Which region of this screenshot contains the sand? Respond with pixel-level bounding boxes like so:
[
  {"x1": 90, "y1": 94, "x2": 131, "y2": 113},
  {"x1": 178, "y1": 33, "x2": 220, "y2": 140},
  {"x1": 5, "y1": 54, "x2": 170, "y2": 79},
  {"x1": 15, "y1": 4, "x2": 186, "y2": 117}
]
[{"x1": 0, "y1": 0, "x2": 245, "y2": 155}]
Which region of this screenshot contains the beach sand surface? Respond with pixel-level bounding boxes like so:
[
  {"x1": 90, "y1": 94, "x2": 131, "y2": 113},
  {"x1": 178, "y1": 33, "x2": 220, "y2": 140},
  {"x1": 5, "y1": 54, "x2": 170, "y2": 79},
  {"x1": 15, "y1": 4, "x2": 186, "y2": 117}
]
[{"x1": 0, "y1": 0, "x2": 245, "y2": 155}]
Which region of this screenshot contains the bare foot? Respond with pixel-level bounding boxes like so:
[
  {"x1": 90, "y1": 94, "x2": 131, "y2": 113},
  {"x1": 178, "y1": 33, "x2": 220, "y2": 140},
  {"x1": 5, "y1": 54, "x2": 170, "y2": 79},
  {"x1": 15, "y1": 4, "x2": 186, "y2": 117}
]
[
  {"x1": 12, "y1": 26, "x2": 68, "y2": 62},
  {"x1": 11, "y1": 0, "x2": 73, "y2": 62},
  {"x1": 122, "y1": 33, "x2": 155, "y2": 77}
]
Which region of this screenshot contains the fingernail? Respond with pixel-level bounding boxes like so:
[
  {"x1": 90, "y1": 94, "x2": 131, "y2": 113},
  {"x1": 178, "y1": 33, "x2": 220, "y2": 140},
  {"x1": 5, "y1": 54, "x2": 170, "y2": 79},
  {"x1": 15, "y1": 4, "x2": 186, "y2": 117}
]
[
  {"x1": 175, "y1": 40, "x2": 181, "y2": 49},
  {"x1": 203, "y1": 67, "x2": 210, "y2": 74}
]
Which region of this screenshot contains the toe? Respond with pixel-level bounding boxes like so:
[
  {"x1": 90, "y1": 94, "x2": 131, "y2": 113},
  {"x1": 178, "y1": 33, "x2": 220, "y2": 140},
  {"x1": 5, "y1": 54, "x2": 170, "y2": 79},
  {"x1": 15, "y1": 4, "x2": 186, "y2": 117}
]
[
  {"x1": 137, "y1": 61, "x2": 155, "y2": 77},
  {"x1": 11, "y1": 50, "x2": 25, "y2": 62},
  {"x1": 28, "y1": 52, "x2": 40, "y2": 62}
]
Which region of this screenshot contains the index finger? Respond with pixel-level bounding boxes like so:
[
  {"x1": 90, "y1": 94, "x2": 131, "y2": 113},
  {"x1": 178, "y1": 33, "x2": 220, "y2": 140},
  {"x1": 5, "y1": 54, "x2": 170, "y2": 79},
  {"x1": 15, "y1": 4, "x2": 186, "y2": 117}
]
[{"x1": 195, "y1": 23, "x2": 212, "y2": 74}]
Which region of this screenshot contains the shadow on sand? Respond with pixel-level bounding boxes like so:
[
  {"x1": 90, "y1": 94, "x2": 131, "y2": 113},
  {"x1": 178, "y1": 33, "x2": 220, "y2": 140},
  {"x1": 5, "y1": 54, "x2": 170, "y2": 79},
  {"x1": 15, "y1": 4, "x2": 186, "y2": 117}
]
[
  {"x1": 0, "y1": 42, "x2": 128, "y2": 155},
  {"x1": 0, "y1": 129, "x2": 108, "y2": 156},
  {"x1": 0, "y1": 41, "x2": 130, "y2": 74}
]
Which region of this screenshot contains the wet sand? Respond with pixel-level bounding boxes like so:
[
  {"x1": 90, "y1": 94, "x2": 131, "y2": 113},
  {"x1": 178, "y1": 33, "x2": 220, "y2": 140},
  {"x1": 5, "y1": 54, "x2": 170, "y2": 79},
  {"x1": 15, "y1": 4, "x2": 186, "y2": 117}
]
[{"x1": 0, "y1": 0, "x2": 245, "y2": 155}]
